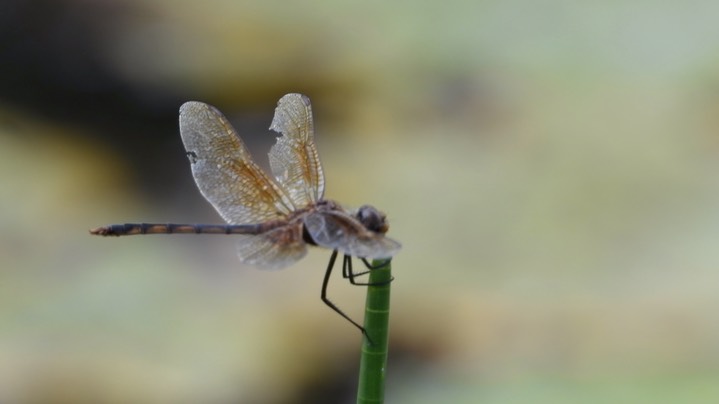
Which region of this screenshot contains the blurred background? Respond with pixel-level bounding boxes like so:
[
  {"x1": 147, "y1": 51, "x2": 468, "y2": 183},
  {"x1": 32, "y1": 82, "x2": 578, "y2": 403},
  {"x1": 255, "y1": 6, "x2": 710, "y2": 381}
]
[{"x1": 2, "y1": 0, "x2": 719, "y2": 403}]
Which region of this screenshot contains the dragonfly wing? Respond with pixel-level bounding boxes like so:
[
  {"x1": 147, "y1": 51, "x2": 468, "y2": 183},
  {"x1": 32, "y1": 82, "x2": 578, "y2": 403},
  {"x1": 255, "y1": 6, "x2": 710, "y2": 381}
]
[
  {"x1": 304, "y1": 211, "x2": 401, "y2": 259},
  {"x1": 179, "y1": 101, "x2": 295, "y2": 224},
  {"x1": 268, "y1": 94, "x2": 325, "y2": 207},
  {"x1": 235, "y1": 223, "x2": 307, "y2": 270}
]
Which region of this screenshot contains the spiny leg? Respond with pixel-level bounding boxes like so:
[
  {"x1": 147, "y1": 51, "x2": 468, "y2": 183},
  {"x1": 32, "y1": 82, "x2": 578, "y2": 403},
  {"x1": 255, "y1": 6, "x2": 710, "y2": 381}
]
[
  {"x1": 343, "y1": 256, "x2": 394, "y2": 286},
  {"x1": 341, "y1": 257, "x2": 371, "y2": 279},
  {"x1": 321, "y1": 250, "x2": 371, "y2": 343},
  {"x1": 344, "y1": 255, "x2": 372, "y2": 285}
]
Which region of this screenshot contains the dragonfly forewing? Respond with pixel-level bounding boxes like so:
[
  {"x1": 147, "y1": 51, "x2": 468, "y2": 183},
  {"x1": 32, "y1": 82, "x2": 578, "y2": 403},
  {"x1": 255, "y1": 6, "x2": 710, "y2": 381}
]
[
  {"x1": 179, "y1": 101, "x2": 295, "y2": 225},
  {"x1": 268, "y1": 93, "x2": 325, "y2": 207}
]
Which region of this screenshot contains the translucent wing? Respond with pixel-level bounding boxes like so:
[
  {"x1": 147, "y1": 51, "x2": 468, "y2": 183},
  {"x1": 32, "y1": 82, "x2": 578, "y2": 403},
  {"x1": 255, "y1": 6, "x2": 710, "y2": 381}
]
[
  {"x1": 235, "y1": 222, "x2": 307, "y2": 270},
  {"x1": 304, "y1": 211, "x2": 402, "y2": 259},
  {"x1": 268, "y1": 94, "x2": 325, "y2": 207},
  {"x1": 179, "y1": 101, "x2": 295, "y2": 225}
]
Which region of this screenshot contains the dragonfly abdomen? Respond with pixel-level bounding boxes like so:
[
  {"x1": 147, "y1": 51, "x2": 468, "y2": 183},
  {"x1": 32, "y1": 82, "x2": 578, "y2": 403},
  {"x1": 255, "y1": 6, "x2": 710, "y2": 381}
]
[{"x1": 89, "y1": 223, "x2": 264, "y2": 236}]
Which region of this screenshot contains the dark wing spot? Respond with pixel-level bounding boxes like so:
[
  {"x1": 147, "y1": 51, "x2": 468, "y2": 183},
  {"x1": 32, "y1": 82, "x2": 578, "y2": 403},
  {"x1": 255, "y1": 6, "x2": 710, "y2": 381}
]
[{"x1": 186, "y1": 151, "x2": 198, "y2": 164}]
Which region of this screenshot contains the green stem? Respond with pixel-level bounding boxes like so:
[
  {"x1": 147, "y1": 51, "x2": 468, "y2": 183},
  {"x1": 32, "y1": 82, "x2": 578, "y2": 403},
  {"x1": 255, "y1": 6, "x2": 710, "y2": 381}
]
[{"x1": 356, "y1": 259, "x2": 392, "y2": 404}]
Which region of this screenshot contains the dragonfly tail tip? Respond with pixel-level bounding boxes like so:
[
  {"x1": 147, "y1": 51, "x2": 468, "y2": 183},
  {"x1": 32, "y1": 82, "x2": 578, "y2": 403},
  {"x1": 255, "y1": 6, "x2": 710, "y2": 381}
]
[{"x1": 89, "y1": 226, "x2": 113, "y2": 236}]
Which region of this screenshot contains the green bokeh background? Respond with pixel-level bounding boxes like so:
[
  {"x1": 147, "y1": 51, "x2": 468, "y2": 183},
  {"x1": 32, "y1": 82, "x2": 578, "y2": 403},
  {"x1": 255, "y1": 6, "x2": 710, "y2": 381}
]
[{"x1": 2, "y1": 1, "x2": 719, "y2": 403}]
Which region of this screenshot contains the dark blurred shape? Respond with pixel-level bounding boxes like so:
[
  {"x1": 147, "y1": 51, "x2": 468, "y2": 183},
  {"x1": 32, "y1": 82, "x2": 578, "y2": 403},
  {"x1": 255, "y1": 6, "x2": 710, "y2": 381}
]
[
  {"x1": 293, "y1": 354, "x2": 358, "y2": 404},
  {"x1": 0, "y1": 0, "x2": 180, "y2": 120},
  {"x1": 0, "y1": 0, "x2": 371, "y2": 198},
  {"x1": 0, "y1": 0, "x2": 188, "y2": 193},
  {"x1": 293, "y1": 338, "x2": 436, "y2": 404}
]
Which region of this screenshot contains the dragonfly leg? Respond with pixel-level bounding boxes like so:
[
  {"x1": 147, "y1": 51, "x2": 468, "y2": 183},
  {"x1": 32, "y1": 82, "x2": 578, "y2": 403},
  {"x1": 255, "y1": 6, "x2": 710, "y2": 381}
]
[
  {"x1": 321, "y1": 250, "x2": 372, "y2": 343},
  {"x1": 343, "y1": 257, "x2": 394, "y2": 286}
]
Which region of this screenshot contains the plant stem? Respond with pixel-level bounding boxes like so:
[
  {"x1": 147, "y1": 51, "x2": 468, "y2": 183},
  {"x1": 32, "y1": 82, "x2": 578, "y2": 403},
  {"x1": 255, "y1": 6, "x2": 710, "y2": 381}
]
[{"x1": 356, "y1": 259, "x2": 392, "y2": 404}]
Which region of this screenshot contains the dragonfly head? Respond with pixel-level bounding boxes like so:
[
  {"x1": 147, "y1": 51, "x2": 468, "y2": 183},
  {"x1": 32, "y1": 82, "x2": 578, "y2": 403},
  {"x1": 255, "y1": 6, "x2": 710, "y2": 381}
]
[{"x1": 355, "y1": 205, "x2": 389, "y2": 234}]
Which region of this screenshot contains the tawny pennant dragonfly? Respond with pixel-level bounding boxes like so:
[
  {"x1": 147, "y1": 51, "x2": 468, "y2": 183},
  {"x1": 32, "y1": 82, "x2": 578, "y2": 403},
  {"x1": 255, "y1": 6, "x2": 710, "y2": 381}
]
[{"x1": 90, "y1": 93, "x2": 401, "y2": 335}]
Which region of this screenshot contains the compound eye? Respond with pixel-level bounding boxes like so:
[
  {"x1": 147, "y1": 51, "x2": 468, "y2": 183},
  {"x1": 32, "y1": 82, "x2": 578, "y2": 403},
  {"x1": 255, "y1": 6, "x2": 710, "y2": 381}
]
[{"x1": 357, "y1": 205, "x2": 389, "y2": 234}]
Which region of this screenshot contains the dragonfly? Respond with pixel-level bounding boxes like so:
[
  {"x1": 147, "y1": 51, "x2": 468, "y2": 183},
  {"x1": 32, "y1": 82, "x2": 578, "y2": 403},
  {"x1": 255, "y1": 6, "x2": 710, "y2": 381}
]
[{"x1": 90, "y1": 93, "x2": 401, "y2": 336}]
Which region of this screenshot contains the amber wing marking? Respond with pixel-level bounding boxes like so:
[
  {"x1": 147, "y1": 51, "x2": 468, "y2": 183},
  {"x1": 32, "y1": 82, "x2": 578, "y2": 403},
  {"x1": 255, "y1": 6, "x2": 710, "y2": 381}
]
[
  {"x1": 179, "y1": 101, "x2": 295, "y2": 225},
  {"x1": 269, "y1": 94, "x2": 325, "y2": 208}
]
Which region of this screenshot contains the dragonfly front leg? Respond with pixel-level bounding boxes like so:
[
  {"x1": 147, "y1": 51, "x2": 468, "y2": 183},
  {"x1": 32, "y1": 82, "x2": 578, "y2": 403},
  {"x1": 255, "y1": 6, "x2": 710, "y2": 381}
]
[{"x1": 343, "y1": 256, "x2": 394, "y2": 286}]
